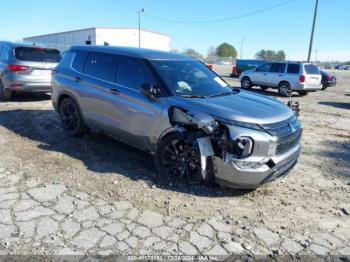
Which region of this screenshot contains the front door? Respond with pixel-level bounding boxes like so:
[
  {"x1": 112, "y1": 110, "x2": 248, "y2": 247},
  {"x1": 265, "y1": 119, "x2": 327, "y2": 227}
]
[
  {"x1": 107, "y1": 55, "x2": 166, "y2": 151},
  {"x1": 253, "y1": 63, "x2": 272, "y2": 85}
]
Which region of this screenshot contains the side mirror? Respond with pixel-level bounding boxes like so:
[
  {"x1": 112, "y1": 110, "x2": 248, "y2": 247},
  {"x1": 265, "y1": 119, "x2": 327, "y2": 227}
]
[{"x1": 141, "y1": 83, "x2": 158, "y2": 101}]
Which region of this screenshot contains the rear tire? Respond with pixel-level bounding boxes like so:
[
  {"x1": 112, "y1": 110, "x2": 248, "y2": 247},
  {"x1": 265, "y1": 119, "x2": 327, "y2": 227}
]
[
  {"x1": 278, "y1": 82, "x2": 291, "y2": 97},
  {"x1": 154, "y1": 133, "x2": 215, "y2": 186},
  {"x1": 59, "y1": 97, "x2": 86, "y2": 137},
  {"x1": 241, "y1": 77, "x2": 252, "y2": 89},
  {"x1": 0, "y1": 80, "x2": 12, "y2": 101}
]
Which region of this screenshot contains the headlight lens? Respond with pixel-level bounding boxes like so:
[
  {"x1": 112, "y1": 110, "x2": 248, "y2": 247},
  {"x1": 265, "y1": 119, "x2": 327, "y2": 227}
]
[
  {"x1": 227, "y1": 136, "x2": 253, "y2": 159},
  {"x1": 235, "y1": 137, "x2": 253, "y2": 158}
]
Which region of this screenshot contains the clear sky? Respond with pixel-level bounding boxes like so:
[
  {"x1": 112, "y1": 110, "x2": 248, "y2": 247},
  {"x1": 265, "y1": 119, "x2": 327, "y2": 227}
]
[{"x1": 0, "y1": 0, "x2": 349, "y2": 61}]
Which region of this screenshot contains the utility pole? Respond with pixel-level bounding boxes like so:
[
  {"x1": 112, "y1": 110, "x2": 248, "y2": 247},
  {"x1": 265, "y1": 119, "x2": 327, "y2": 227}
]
[
  {"x1": 315, "y1": 49, "x2": 318, "y2": 62},
  {"x1": 240, "y1": 38, "x2": 245, "y2": 59},
  {"x1": 307, "y1": 0, "x2": 319, "y2": 62},
  {"x1": 138, "y1": 8, "x2": 144, "y2": 48}
]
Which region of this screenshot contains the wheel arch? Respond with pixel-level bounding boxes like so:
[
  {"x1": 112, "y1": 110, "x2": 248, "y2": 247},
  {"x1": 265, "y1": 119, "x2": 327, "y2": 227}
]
[
  {"x1": 57, "y1": 91, "x2": 84, "y2": 117},
  {"x1": 157, "y1": 128, "x2": 177, "y2": 143},
  {"x1": 241, "y1": 75, "x2": 251, "y2": 81},
  {"x1": 278, "y1": 80, "x2": 291, "y2": 88}
]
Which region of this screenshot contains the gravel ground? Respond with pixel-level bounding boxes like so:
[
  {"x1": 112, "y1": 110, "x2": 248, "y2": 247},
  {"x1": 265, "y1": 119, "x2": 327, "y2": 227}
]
[{"x1": 0, "y1": 69, "x2": 349, "y2": 257}]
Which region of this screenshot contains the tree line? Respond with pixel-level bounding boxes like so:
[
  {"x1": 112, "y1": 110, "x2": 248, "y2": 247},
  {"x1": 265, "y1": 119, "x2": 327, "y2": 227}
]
[{"x1": 173, "y1": 43, "x2": 286, "y2": 61}]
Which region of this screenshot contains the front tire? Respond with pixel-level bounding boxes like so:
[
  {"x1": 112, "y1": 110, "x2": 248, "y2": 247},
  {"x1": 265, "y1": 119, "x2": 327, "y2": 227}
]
[
  {"x1": 59, "y1": 97, "x2": 86, "y2": 137},
  {"x1": 154, "y1": 134, "x2": 215, "y2": 186},
  {"x1": 0, "y1": 80, "x2": 12, "y2": 101},
  {"x1": 241, "y1": 77, "x2": 252, "y2": 89}
]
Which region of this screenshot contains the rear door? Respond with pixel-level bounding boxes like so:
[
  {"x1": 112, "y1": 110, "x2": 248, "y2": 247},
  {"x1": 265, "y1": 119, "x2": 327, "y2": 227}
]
[
  {"x1": 73, "y1": 51, "x2": 119, "y2": 136},
  {"x1": 285, "y1": 63, "x2": 301, "y2": 87},
  {"x1": 303, "y1": 64, "x2": 322, "y2": 88}
]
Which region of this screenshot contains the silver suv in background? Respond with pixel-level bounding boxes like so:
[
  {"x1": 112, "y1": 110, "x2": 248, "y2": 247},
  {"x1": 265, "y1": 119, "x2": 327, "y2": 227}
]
[
  {"x1": 0, "y1": 41, "x2": 61, "y2": 100},
  {"x1": 239, "y1": 61, "x2": 322, "y2": 96},
  {"x1": 52, "y1": 46, "x2": 302, "y2": 189}
]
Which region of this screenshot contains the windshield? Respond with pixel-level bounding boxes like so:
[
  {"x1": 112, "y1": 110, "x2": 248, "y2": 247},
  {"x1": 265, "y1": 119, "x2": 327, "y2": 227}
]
[
  {"x1": 151, "y1": 60, "x2": 234, "y2": 97},
  {"x1": 15, "y1": 47, "x2": 61, "y2": 63}
]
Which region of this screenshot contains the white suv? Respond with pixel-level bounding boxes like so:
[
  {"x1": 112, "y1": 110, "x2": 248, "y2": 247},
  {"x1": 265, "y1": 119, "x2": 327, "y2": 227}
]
[{"x1": 239, "y1": 61, "x2": 322, "y2": 96}]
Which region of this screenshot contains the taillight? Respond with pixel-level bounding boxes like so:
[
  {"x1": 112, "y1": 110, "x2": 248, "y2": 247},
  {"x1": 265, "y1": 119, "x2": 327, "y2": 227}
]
[
  {"x1": 299, "y1": 75, "x2": 305, "y2": 82},
  {"x1": 206, "y1": 64, "x2": 213, "y2": 70},
  {"x1": 7, "y1": 64, "x2": 29, "y2": 71},
  {"x1": 326, "y1": 75, "x2": 333, "y2": 81}
]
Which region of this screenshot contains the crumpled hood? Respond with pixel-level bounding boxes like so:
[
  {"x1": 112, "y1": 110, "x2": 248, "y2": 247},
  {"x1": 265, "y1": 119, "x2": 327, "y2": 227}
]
[{"x1": 167, "y1": 90, "x2": 294, "y2": 125}]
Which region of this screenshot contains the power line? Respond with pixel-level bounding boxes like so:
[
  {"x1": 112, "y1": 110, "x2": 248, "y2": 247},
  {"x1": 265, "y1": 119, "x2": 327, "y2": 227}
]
[{"x1": 143, "y1": 0, "x2": 296, "y2": 24}]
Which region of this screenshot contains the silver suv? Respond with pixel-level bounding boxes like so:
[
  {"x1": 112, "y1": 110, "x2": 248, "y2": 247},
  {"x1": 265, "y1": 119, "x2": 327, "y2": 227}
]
[
  {"x1": 52, "y1": 46, "x2": 302, "y2": 189},
  {"x1": 0, "y1": 41, "x2": 61, "y2": 100},
  {"x1": 239, "y1": 61, "x2": 322, "y2": 96}
]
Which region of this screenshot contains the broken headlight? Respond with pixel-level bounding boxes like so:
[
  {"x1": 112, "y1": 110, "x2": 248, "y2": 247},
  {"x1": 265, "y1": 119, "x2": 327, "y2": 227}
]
[{"x1": 227, "y1": 136, "x2": 254, "y2": 159}]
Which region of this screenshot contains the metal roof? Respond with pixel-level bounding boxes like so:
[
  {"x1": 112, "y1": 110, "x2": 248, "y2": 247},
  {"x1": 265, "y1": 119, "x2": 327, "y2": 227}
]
[{"x1": 23, "y1": 27, "x2": 169, "y2": 39}]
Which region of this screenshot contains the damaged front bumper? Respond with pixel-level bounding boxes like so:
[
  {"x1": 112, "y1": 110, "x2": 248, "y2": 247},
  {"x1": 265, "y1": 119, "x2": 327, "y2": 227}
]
[
  {"x1": 213, "y1": 143, "x2": 301, "y2": 189},
  {"x1": 195, "y1": 120, "x2": 302, "y2": 189},
  {"x1": 169, "y1": 106, "x2": 302, "y2": 189}
]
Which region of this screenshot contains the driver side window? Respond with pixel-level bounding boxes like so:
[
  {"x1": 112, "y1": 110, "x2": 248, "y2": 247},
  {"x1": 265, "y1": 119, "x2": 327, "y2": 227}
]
[
  {"x1": 116, "y1": 57, "x2": 156, "y2": 92},
  {"x1": 256, "y1": 63, "x2": 271, "y2": 72}
]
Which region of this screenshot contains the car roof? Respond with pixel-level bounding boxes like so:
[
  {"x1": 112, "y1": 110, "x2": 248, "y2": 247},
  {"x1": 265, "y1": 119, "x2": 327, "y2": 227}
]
[
  {"x1": 0, "y1": 41, "x2": 58, "y2": 50},
  {"x1": 261, "y1": 61, "x2": 318, "y2": 65},
  {"x1": 70, "y1": 45, "x2": 193, "y2": 60},
  {"x1": 262, "y1": 61, "x2": 301, "y2": 64}
]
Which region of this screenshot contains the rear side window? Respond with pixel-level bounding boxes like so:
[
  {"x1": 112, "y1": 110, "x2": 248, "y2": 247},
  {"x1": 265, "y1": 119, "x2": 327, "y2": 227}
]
[
  {"x1": 270, "y1": 63, "x2": 286, "y2": 73},
  {"x1": 58, "y1": 51, "x2": 74, "y2": 69},
  {"x1": 116, "y1": 56, "x2": 155, "y2": 91},
  {"x1": 15, "y1": 47, "x2": 61, "y2": 62},
  {"x1": 287, "y1": 64, "x2": 300, "y2": 74},
  {"x1": 304, "y1": 64, "x2": 320, "y2": 75},
  {"x1": 72, "y1": 51, "x2": 89, "y2": 72},
  {"x1": 83, "y1": 52, "x2": 114, "y2": 81}
]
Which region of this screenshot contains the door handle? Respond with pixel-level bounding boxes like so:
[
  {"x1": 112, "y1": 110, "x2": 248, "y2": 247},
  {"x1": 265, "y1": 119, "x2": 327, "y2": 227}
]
[
  {"x1": 109, "y1": 88, "x2": 120, "y2": 95},
  {"x1": 75, "y1": 77, "x2": 81, "y2": 82},
  {"x1": 263, "y1": 73, "x2": 267, "y2": 75},
  {"x1": 278, "y1": 74, "x2": 284, "y2": 76}
]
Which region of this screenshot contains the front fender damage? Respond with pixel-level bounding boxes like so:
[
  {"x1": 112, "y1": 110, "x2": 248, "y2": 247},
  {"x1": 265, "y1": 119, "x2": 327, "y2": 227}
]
[
  {"x1": 196, "y1": 136, "x2": 214, "y2": 180},
  {"x1": 168, "y1": 106, "x2": 236, "y2": 181}
]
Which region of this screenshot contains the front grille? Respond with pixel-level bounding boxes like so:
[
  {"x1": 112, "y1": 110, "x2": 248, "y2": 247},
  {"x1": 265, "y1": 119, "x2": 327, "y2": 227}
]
[
  {"x1": 276, "y1": 128, "x2": 302, "y2": 155},
  {"x1": 261, "y1": 115, "x2": 302, "y2": 155}
]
